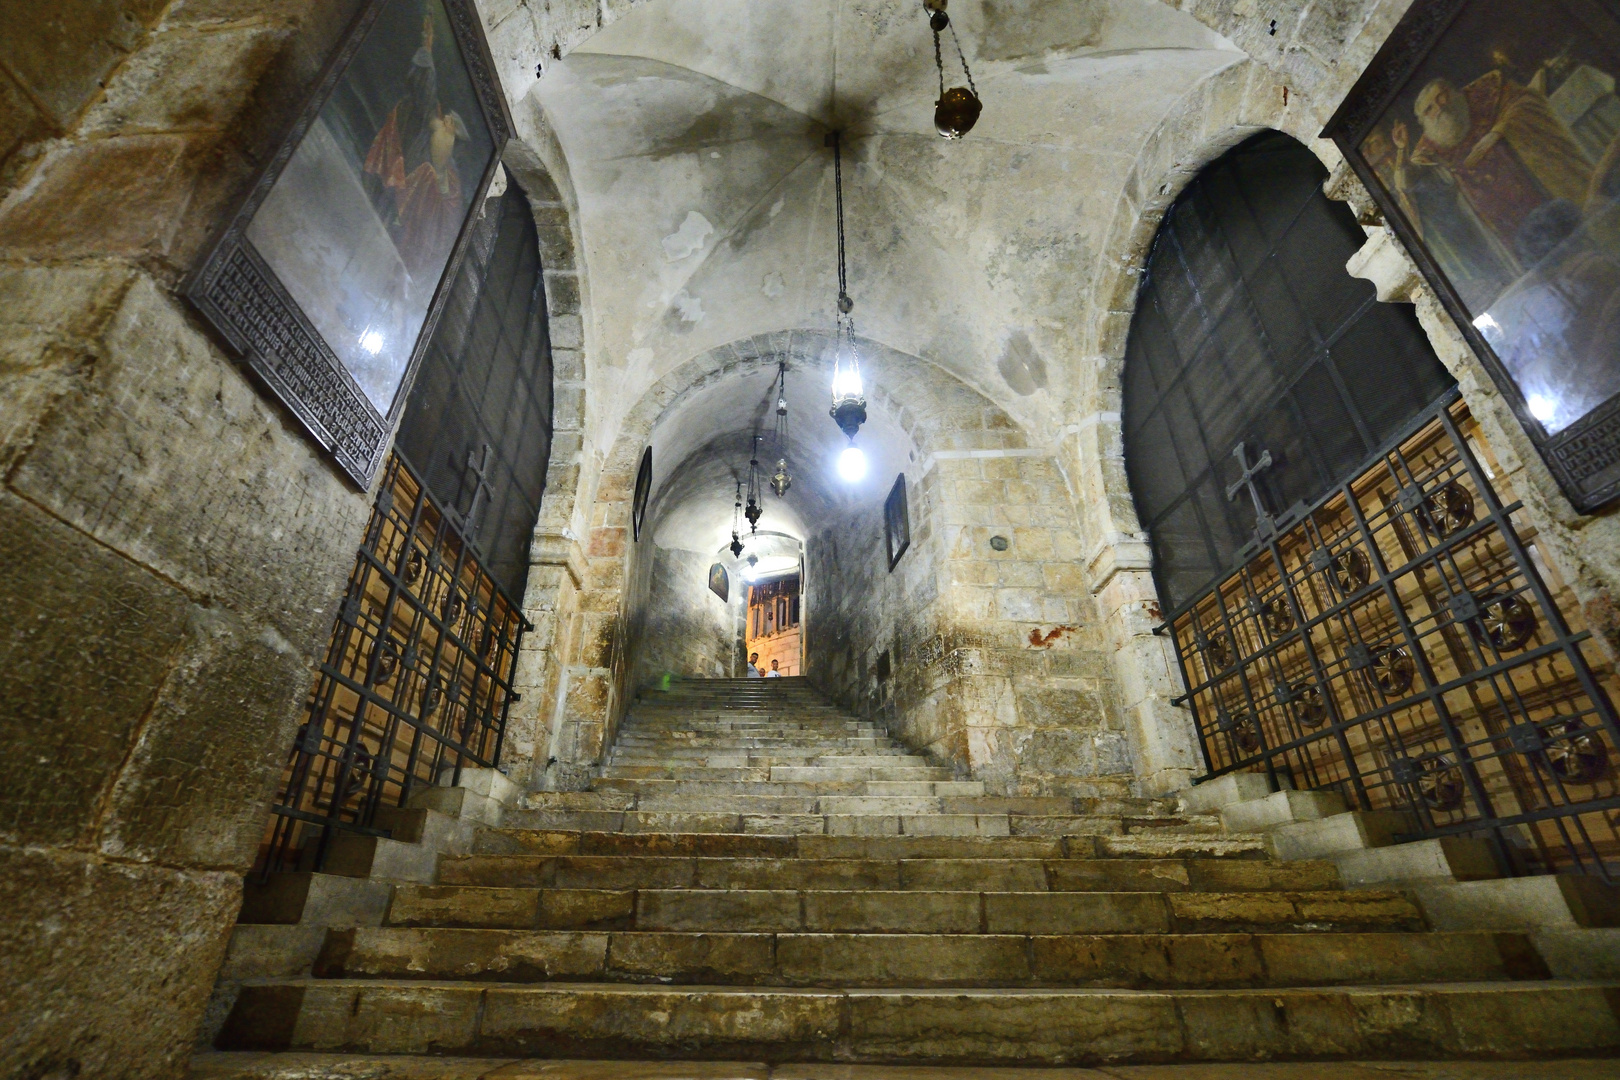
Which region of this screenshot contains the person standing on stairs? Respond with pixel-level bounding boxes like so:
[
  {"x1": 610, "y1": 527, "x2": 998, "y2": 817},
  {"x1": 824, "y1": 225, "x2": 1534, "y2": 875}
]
[
  {"x1": 746, "y1": 652, "x2": 762, "y2": 677},
  {"x1": 766, "y1": 658, "x2": 782, "y2": 677}
]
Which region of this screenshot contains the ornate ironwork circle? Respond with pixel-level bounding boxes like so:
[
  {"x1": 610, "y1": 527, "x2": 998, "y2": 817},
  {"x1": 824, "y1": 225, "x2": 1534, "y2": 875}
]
[
  {"x1": 1370, "y1": 645, "x2": 1415, "y2": 696},
  {"x1": 1545, "y1": 720, "x2": 1612, "y2": 785},
  {"x1": 372, "y1": 640, "x2": 400, "y2": 683},
  {"x1": 1470, "y1": 591, "x2": 1538, "y2": 652},
  {"x1": 1261, "y1": 597, "x2": 1296, "y2": 636},
  {"x1": 1418, "y1": 758, "x2": 1465, "y2": 812},
  {"x1": 1332, "y1": 548, "x2": 1370, "y2": 595},
  {"x1": 1293, "y1": 682, "x2": 1328, "y2": 728},
  {"x1": 1420, "y1": 481, "x2": 1476, "y2": 539}
]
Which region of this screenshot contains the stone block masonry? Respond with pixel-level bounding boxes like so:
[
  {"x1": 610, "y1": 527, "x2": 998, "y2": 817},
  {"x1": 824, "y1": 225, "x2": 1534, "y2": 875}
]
[
  {"x1": 625, "y1": 544, "x2": 742, "y2": 690},
  {"x1": 807, "y1": 448, "x2": 1134, "y2": 798},
  {"x1": 0, "y1": 2, "x2": 403, "y2": 1076}
]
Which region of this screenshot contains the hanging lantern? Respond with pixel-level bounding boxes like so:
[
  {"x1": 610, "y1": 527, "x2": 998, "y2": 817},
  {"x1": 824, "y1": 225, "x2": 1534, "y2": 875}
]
[
  {"x1": 729, "y1": 481, "x2": 745, "y2": 558},
  {"x1": 745, "y1": 435, "x2": 764, "y2": 532},
  {"x1": 771, "y1": 360, "x2": 793, "y2": 497},
  {"x1": 825, "y1": 130, "x2": 869, "y2": 455},
  {"x1": 925, "y1": 0, "x2": 982, "y2": 139}
]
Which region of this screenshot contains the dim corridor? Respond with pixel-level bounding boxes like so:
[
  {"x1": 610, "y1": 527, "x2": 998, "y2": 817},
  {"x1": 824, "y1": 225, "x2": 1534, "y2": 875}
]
[{"x1": 207, "y1": 680, "x2": 1620, "y2": 1070}]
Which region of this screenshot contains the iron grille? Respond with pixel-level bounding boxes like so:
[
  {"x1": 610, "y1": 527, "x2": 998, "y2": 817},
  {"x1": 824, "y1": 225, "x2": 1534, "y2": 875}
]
[
  {"x1": 1170, "y1": 395, "x2": 1620, "y2": 880},
  {"x1": 257, "y1": 451, "x2": 531, "y2": 874},
  {"x1": 1123, "y1": 131, "x2": 1455, "y2": 611}
]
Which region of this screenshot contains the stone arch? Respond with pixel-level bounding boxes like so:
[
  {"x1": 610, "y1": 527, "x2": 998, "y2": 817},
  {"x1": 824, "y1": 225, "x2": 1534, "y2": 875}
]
[
  {"x1": 534, "y1": 328, "x2": 1138, "y2": 792},
  {"x1": 1061, "y1": 57, "x2": 1323, "y2": 793},
  {"x1": 1072, "y1": 48, "x2": 1620, "y2": 796},
  {"x1": 482, "y1": 140, "x2": 595, "y2": 786}
]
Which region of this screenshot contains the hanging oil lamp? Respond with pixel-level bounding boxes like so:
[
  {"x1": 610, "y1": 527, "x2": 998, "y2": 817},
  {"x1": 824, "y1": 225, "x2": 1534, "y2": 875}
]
[
  {"x1": 729, "y1": 481, "x2": 745, "y2": 558},
  {"x1": 745, "y1": 436, "x2": 764, "y2": 532},
  {"x1": 924, "y1": 0, "x2": 982, "y2": 139},
  {"x1": 825, "y1": 131, "x2": 869, "y2": 483},
  {"x1": 771, "y1": 360, "x2": 792, "y2": 497}
]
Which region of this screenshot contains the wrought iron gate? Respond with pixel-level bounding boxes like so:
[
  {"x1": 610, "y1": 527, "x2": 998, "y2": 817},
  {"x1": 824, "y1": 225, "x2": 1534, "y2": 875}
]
[
  {"x1": 1167, "y1": 394, "x2": 1620, "y2": 880},
  {"x1": 258, "y1": 452, "x2": 530, "y2": 873}
]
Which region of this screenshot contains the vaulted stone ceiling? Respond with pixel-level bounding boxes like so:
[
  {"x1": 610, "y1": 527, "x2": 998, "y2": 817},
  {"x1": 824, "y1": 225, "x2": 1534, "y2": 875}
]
[{"x1": 522, "y1": 0, "x2": 1240, "y2": 546}]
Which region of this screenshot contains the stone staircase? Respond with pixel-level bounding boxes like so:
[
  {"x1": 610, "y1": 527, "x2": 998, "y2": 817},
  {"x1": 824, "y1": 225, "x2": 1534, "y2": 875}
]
[
  {"x1": 507, "y1": 677, "x2": 1245, "y2": 845},
  {"x1": 207, "y1": 678, "x2": 1620, "y2": 1069}
]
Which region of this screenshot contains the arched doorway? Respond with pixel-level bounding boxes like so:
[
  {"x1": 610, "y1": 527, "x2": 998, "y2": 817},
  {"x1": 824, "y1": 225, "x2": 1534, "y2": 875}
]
[
  {"x1": 1125, "y1": 133, "x2": 1620, "y2": 879},
  {"x1": 741, "y1": 532, "x2": 805, "y2": 677},
  {"x1": 258, "y1": 183, "x2": 554, "y2": 873}
]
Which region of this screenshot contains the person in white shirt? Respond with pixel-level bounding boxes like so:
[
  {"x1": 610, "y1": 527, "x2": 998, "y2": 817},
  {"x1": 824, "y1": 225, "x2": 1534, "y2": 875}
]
[
  {"x1": 765, "y1": 659, "x2": 782, "y2": 677},
  {"x1": 746, "y1": 652, "x2": 762, "y2": 678}
]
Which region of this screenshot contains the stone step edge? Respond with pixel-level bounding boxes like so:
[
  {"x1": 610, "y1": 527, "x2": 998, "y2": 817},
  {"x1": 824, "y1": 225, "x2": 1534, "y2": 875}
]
[
  {"x1": 315, "y1": 929, "x2": 1541, "y2": 987},
  {"x1": 449, "y1": 832, "x2": 1267, "y2": 861},
  {"x1": 382, "y1": 891, "x2": 1424, "y2": 933},
  {"x1": 215, "y1": 979, "x2": 1620, "y2": 1062}
]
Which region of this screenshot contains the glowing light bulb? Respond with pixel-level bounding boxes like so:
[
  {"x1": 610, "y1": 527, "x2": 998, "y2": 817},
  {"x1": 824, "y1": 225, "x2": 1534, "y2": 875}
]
[
  {"x1": 360, "y1": 329, "x2": 385, "y2": 356},
  {"x1": 838, "y1": 445, "x2": 868, "y2": 482},
  {"x1": 832, "y1": 364, "x2": 863, "y2": 400},
  {"x1": 1527, "y1": 394, "x2": 1556, "y2": 423}
]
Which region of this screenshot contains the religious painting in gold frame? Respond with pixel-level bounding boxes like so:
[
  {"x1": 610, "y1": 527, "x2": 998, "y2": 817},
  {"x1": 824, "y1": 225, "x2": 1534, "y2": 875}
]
[{"x1": 1326, "y1": 0, "x2": 1620, "y2": 513}]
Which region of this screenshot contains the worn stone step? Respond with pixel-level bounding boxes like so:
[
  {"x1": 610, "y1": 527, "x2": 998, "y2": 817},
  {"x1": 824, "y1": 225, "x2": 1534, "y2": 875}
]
[
  {"x1": 387, "y1": 886, "x2": 1418, "y2": 937},
  {"x1": 600, "y1": 767, "x2": 778, "y2": 781},
  {"x1": 469, "y1": 830, "x2": 1089, "y2": 860},
  {"x1": 610, "y1": 746, "x2": 913, "y2": 758},
  {"x1": 769, "y1": 767, "x2": 956, "y2": 783},
  {"x1": 612, "y1": 738, "x2": 897, "y2": 751},
  {"x1": 627, "y1": 718, "x2": 855, "y2": 726},
  {"x1": 1097, "y1": 834, "x2": 1269, "y2": 859},
  {"x1": 438, "y1": 855, "x2": 1053, "y2": 891},
  {"x1": 589, "y1": 779, "x2": 985, "y2": 798},
  {"x1": 496, "y1": 810, "x2": 1019, "y2": 837},
  {"x1": 216, "y1": 980, "x2": 1620, "y2": 1062},
  {"x1": 186, "y1": 1050, "x2": 1620, "y2": 1079},
  {"x1": 605, "y1": 757, "x2": 916, "y2": 770},
  {"x1": 315, "y1": 926, "x2": 1540, "y2": 989},
  {"x1": 463, "y1": 831, "x2": 1341, "y2": 883},
  {"x1": 629, "y1": 719, "x2": 858, "y2": 727},
  {"x1": 437, "y1": 857, "x2": 1385, "y2": 906}
]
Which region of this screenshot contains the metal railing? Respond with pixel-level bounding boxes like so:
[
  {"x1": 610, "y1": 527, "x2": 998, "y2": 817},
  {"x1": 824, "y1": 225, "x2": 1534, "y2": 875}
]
[
  {"x1": 256, "y1": 452, "x2": 531, "y2": 875},
  {"x1": 1165, "y1": 395, "x2": 1620, "y2": 880}
]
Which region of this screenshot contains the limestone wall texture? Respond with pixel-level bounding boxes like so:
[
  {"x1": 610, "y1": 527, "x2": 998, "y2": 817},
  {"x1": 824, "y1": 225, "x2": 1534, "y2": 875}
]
[
  {"x1": 625, "y1": 544, "x2": 742, "y2": 691},
  {"x1": 0, "y1": 2, "x2": 598, "y2": 1073},
  {"x1": 807, "y1": 451, "x2": 1133, "y2": 797},
  {"x1": 0, "y1": 2, "x2": 378, "y2": 1075}
]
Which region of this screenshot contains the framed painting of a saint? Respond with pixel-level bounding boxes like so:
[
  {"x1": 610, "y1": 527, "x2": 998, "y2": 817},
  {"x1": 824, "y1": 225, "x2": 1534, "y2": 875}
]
[
  {"x1": 1327, "y1": 0, "x2": 1620, "y2": 512},
  {"x1": 885, "y1": 474, "x2": 910, "y2": 572},
  {"x1": 184, "y1": 0, "x2": 510, "y2": 486}
]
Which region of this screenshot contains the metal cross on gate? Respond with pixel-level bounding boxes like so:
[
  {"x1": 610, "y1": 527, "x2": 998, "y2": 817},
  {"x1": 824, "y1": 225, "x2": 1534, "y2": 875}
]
[
  {"x1": 460, "y1": 443, "x2": 494, "y2": 544},
  {"x1": 1225, "y1": 441, "x2": 1275, "y2": 538}
]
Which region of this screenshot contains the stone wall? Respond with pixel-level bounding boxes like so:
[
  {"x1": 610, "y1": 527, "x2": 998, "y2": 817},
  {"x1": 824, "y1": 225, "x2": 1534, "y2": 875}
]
[
  {"x1": 807, "y1": 451, "x2": 1133, "y2": 797},
  {"x1": 625, "y1": 544, "x2": 742, "y2": 691},
  {"x1": 0, "y1": 3, "x2": 593, "y2": 1073},
  {"x1": 493, "y1": 145, "x2": 593, "y2": 790},
  {"x1": 0, "y1": 2, "x2": 377, "y2": 1075}
]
